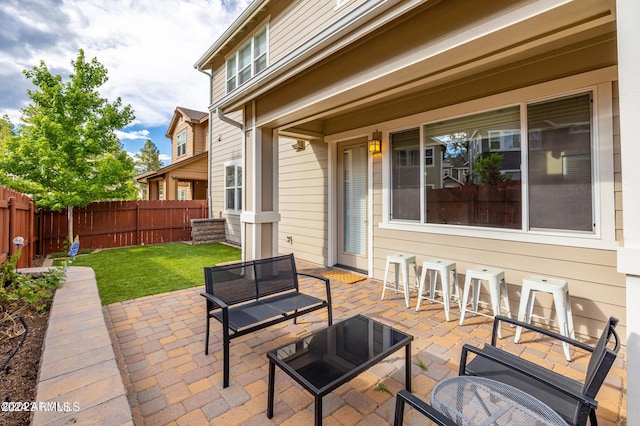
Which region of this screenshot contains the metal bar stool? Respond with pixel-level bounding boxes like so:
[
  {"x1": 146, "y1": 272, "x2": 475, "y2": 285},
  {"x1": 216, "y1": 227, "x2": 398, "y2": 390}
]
[
  {"x1": 381, "y1": 253, "x2": 419, "y2": 308},
  {"x1": 416, "y1": 259, "x2": 460, "y2": 321},
  {"x1": 459, "y1": 265, "x2": 511, "y2": 338},
  {"x1": 514, "y1": 274, "x2": 575, "y2": 361}
]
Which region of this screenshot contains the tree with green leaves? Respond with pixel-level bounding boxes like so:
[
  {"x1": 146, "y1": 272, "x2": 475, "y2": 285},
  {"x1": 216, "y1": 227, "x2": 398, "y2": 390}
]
[
  {"x1": 0, "y1": 114, "x2": 15, "y2": 152},
  {"x1": 135, "y1": 139, "x2": 163, "y2": 174},
  {"x1": 0, "y1": 49, "x2": 137, "y2": 243}
]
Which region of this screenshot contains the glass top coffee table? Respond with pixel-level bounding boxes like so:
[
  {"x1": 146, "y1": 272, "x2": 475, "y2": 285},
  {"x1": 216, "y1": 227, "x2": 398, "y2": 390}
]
[{"x1": 267, "y1": 314, "x2": 413, "y2": 425}]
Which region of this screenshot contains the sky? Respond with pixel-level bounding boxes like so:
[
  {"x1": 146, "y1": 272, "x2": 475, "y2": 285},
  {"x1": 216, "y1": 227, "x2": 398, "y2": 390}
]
[{"x1": 0, "y1": 0, "x2": 253, "y2": 165}]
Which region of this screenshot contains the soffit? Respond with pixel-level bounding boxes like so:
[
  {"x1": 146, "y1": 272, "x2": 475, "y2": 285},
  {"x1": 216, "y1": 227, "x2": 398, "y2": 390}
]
[{"x1": 246, "y1": 0, "x2": 616, "y2": 134}]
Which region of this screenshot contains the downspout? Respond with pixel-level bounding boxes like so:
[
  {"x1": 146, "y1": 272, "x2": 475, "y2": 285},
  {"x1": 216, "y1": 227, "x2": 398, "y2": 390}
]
[{"x1": 197, "y1": 67, "x2": 215, "y2": 217}]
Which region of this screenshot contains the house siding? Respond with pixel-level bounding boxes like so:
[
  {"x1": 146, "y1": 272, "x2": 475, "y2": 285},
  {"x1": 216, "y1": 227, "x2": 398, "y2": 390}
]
[
  {"x1": 278, "y1": 137, "x2": 328, "y2": 265},
  {"x1": 209, "y1": 110, "x2": 244, "y2": 244}
]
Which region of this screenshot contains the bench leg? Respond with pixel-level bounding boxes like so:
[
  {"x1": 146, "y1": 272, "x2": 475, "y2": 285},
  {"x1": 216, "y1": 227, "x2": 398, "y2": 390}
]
[
  {"x1": 204, "y1": 315, "x2": 210, "y2": 355},
  {"x1": 223, "y1": 329, "x2": 230, "y2": 388}
]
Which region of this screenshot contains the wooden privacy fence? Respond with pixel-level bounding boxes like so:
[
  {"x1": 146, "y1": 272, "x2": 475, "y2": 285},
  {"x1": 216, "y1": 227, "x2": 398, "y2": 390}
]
[
  {"x1": 0, "y1": 185, "x2": 37, "y2": 268},
  {"x1": 39, "y1": 200, "x2": 209, "y2": 254}
]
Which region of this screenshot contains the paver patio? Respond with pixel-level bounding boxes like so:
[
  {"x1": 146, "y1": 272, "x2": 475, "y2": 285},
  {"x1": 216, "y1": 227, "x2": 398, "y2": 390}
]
[{"x1": 104, "y1": 261, "x2": 627, "y2": 425}]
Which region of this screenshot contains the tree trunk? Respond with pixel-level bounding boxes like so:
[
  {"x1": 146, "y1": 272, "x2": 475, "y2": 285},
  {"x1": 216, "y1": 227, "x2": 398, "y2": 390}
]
[{"x1": 67, "y1": 206, "x2": 74, "y2": 244}]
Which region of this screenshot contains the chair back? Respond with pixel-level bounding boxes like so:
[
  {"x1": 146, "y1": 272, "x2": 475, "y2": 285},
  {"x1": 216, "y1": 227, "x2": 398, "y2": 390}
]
[
  {"x1": 255, "y1": 254, "x2": 298, "y2": 297},
  {"x1": 204, "y1": 261, "x2": 257, "y2": 308},
  {"x1": 582, "y1": 317, "x2": 620, "y2": 398}
]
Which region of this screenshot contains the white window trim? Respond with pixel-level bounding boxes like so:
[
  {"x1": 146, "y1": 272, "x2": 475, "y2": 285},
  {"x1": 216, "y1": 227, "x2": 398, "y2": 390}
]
[
  {"x1": 425, "y1": 146, "x2": 435, "y2": 167},
  {"x1": 375, "y1": 70, "x2": 616, "y2": 250},
  {"x1": 176, "y1": 130, "x2": 186, "y2": 157},
  {"x1": 224, "y1": 159, "x2": 243, "y2": 214},
  {"x1": 225, "y1": 25, "x2": 269, "y2": 94}
]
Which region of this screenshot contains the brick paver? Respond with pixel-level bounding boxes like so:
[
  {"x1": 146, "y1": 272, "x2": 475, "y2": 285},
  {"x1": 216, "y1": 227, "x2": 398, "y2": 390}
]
[{"x1": 105, "y1": 263, "x2": 627, "y2": 425}]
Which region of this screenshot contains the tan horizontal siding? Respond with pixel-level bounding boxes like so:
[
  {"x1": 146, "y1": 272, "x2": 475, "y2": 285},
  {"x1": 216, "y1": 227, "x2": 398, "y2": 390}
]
[{"x1": 278, "y1": 137, "x2": 328, "y2": 265}]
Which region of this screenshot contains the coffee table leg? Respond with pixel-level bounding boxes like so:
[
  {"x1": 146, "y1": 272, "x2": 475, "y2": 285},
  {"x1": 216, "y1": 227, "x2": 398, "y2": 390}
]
[
  {"x1": 314, "y1": 395, "x2": 322, "y2": 426},
  {"x1": 267, "y1": 360, "x2": 275, "y2": 418},
  {"x1": 405, "y1": 342, "x2": 412, "y2": 391}
]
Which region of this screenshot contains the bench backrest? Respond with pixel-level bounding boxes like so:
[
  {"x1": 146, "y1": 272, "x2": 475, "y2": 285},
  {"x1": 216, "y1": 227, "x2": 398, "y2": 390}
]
[
  {"x1": 582, "y1": 316, "x2": 620, "y2": 398},
  {"x1": 204, "y1": 260, "x2": 257, "y2": 308},
  {"x1": 254, "y1": 254, "x2": 298, "y2": 298}
]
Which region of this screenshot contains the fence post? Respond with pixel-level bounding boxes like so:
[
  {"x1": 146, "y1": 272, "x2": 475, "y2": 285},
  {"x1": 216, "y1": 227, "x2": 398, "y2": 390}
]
[
  {"x1": 136, "y1": 201, "x2": 141, "y2": 245},
  {"x1": 8, "y1": 196, "x2": 16, "y2": 258},
  {"x1": 27, "y1": 200, "x2": 35, "y2": 267}
]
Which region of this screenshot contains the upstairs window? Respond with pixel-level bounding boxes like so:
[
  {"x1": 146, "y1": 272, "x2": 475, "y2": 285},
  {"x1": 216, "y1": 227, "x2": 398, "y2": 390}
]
[
  {"x1": 226, "y1": 26, "x2": 268, "y2": 93},
  {"x1": 176, "y1": 130, "x2": 186, "y2": 157}
]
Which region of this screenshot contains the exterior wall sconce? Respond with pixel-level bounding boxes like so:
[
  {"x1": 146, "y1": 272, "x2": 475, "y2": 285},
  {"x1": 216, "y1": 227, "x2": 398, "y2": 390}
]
[
  {"x1": 369, "y1": 131, "x2": 382, "y2": 153},
  {"x1": 292, "y1": 140, "x2": 306, "y2": 152}
]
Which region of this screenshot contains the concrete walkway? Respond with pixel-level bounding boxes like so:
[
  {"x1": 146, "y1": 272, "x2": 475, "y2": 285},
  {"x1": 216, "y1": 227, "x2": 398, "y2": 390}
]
[
  {"x1": 103, "y1": 264, "x2": 626, "y2": 425},
  {"x1": 31, "y1": 267, "x2": 132, "y2": 425}
]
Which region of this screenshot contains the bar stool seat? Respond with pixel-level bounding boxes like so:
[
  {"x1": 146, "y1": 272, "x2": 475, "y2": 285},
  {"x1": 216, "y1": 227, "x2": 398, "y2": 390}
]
[
  {"x1": 416, "y1": 259, "x2": 460, "y2": 321},
  {"x1": 515, "y1": 274, "x2": 575, "y2": 361},
  {"x1": 459, "y1": 265, "x2": 511, "y2": 338},
  {"x1": 381, "y1": 253, "x2": 419, "y2": 307}
]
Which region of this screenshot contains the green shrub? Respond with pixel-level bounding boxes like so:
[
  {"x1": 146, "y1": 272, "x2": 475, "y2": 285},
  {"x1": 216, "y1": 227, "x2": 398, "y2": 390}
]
[{"x1": 0, "y1": 247, "x2": 66, "y2": 315}]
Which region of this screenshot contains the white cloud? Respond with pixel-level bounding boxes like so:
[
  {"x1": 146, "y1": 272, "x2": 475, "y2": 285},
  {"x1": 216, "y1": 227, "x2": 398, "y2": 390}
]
[
  {"x1": 0, "y1": 0, "x2": 253, "y2": 126},
  {"x1": 116, "y1": 129, "x2": 150, "y2": 140},
  {"x1": 159, "y1": 154, "x2": 171, "y2": 162}
]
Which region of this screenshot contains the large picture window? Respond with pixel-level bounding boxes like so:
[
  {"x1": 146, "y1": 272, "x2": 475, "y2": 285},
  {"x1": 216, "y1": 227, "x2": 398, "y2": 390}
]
[
  {"x1": 226, "y1": 26, "x2": 268, "y2": 93},
  {"x1": 224, "y1": 161, "x2": 243, "y2": 213},
  {"x1": 390, "y1": 92, "x2": 594, "y2": 233}
]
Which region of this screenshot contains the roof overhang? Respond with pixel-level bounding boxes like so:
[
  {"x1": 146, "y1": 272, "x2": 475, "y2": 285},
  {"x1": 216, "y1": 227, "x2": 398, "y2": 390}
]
[{"x1": 135, "y1": 151, "x2": 209, "y2": 182}]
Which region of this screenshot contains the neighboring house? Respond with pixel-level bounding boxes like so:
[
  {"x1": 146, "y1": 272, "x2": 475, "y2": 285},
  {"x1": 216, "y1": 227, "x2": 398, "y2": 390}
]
[
  {"x1": 195, "y1": 1, "x2": 640, "y2": 418},
  {"x1": 137, "y1": 107, "x2": 209, "y2": 200}
]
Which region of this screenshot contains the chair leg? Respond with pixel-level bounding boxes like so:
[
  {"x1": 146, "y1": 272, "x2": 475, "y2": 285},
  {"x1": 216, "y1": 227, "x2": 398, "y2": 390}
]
[
  {"x1": 394, "y1": 395, "x2": 406, "y2": 426},
  {"x1": 204, "y1": 315, "x2": 210, "y2": 355}
]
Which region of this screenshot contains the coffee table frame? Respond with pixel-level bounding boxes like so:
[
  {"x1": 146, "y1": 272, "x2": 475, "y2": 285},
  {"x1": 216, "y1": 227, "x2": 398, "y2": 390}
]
[{"x1": 267, "y1": 314, "x2": 413, "y2": 425}]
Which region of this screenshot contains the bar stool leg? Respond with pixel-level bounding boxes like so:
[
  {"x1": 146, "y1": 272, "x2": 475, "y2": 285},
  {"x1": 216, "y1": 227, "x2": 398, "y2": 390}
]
[
  {"x1": 441, "y1": 272, "x2": 451, "y2": 322},
  {"x1": 452, "y1": 268, "x2": 461, "y2": 310},
  {"x1": 553, "y1": 290, "x2": 572, "y2": 361},
  {"x1": 382, "y1": 261, "x2": 391, "y2": 300},
  {"x1": 488, "y1": 277, "x2": 504, "y2": 339},
  {"x1": 416, "y1": 267, "x2": 428, "y2": 312},
  {"x1": 459, "y1": 275, "x2": 473, "y2": 325},
  {"x1": 429, "y1": 270, "x2": 437, "y2": 304},
  {"x1": 401, "y1": 262, "x2": 410, "y2": 308},
  {"x1": 514, "y1": 285, "x2": 533, "y2": 344}
]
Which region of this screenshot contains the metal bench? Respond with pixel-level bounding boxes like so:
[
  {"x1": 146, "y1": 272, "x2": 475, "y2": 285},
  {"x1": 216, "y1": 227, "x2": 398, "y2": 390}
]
[{"x1": 201, "y1": 253, "x2": 333, "y2": 388}]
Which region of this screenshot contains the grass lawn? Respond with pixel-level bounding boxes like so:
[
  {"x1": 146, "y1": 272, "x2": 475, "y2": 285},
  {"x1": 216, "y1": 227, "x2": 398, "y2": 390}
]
[{"x1": 54, "y1": 242, "x2": 241, "y2": 305}]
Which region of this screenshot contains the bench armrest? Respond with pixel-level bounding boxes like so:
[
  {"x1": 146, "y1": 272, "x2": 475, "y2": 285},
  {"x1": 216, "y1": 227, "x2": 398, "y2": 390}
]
[
  {"x1": 200, "y1": 291, "x2": 229, "y2": 309},
  {"x1": 297, "y1": 272, "x2": 333, "y2": 325},
  {"x1": 394, "y1": 389, "x2": 456, "y2": 426},
  {"x1": 459, "y1": 343, "x2": 597, "y2": 408},
  {"x1": 491, "y1": 315, "x2": 593, "y2": 352},
  {"x1": 297, "y1": 272, "x2": 332, "y2": 298}
]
